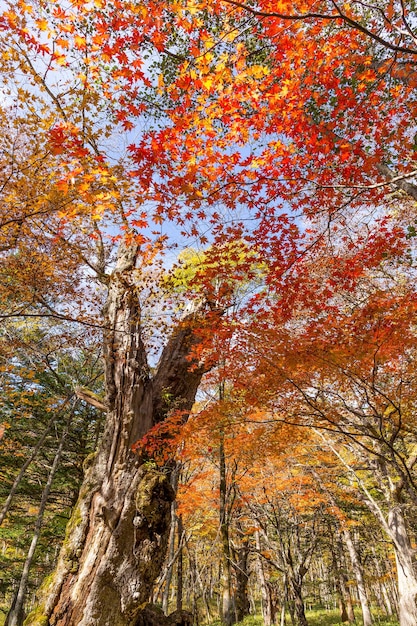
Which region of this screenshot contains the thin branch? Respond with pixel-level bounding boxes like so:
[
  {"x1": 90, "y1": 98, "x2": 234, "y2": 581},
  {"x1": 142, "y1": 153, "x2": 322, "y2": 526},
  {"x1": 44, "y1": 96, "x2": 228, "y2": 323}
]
[{"x1": 222, "y1": 0, "x2": 417, "y2": 56}]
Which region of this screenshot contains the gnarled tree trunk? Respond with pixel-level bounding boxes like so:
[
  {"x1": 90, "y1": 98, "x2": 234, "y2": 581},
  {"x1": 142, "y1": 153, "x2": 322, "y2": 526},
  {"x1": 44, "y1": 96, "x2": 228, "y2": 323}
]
[{"x1": 25, "y1": 242, "x2": 210, "y2": 626}]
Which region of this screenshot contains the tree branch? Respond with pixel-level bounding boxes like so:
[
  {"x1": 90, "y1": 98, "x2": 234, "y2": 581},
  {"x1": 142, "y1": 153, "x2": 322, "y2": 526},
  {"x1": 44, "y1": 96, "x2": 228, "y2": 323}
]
[
  {"x1": 377, "y1": 163, "x2": 417, "y2": 201},
  {"x1": 75, "y1": 386, "x2": 107, "y2": 411}
]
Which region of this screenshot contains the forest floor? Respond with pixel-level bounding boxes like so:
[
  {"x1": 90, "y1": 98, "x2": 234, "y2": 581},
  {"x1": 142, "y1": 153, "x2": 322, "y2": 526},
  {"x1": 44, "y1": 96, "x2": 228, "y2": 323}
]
[
  {"x1": 206, "y1": 609, "x2": 399, "y2": 625},
  {"x1": 305, "y1": 608, "x2": 399, "y2": 625},
  {"x1": 0, "y1": 608, "x2": 400, "y2": 626}
]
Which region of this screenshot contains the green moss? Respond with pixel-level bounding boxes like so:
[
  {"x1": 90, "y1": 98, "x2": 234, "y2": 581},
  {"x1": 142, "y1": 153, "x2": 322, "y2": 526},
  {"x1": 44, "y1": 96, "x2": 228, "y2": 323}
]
[
  {"x1": 55, "y1": 501, "x2": 82, "y2": 573},
  {"x1": 23, "y1": 570, "x2": 58, "y2": 625},
  {"x1": 82, "y1": 451, "x2": 97, "y2": 473},
  {"x1": 23, "y1": 498, "x2": 88, "y2": 625},
  {"x1": 23, "y1": 604, "x2": 49, "y2": 626},
  {"x1": 135, "y1": 468, "x2": 175, "y2": 525},
  {"x1": 39, "y1": 572, "x2": 55, "y2": 592},
  {"x1": 63, "y1": 502, "x2": 83, "y2": 541}
]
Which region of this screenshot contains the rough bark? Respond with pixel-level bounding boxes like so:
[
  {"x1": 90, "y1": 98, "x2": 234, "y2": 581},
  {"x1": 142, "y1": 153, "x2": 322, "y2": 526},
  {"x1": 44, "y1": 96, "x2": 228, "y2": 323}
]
[{"x1": 25, "y1": 242, "x2": 210, "y2": 626}]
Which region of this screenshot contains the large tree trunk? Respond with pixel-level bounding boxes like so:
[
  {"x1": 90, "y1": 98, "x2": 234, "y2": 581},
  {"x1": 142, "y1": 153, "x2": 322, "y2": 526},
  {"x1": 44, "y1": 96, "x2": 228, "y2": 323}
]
[{"x1": 25, "y1": 242, "x2": 209, "y2": 626}]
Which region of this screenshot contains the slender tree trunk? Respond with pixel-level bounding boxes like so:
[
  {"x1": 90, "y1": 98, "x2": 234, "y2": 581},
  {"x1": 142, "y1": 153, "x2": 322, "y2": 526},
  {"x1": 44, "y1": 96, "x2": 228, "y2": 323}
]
[
  {"x1": 308, "y1": 463, "x2": 357, "y2": 622},
  {"x1": 332, "y1": 557, "x2": 348, "y2": 622},
  {"x1": 234, "y1": 543, "x2": 250, "y2": 622},
  {"x1": 219, "y1": 432, "x2": 234, "y2": 626},
  {"x1": 280, "y1": 602, "x2": 286, "y2": 626},
  {"x1": 342, "y1": 528, "x2": 373, "y2": 626},
  {"x1": 372, "y1": 547, "x2": 396, "y2": 619},
  {"x1": 288, "y1": 577, "x2": 308, "y2": 626},
  {"x1": 283, "y1": 543, "x2": 310, "y2": 626},
  {"x1": 187, "y1": 549, "x2": 200, "y2": 626},
  {"x1": 153, "y1": 474, "x2": 182, "y2": 611},
  {"x1": 185, "y1": 535, "x2": 212, "y2": 623},
  {"x1": 6, "y1": 417, "x2": 70, "y2": 626},
  {"x1": 162, "y1": 502, "x2": 178, "y2": 614},
  {"x1": 370, "y1": 543, "x2": 396, "y2": 619},
  {"x1": 339, "y1": 562, "x2": 356, "y2": 623},
  {"x1": 356, "y1": 471, "x2": 417, "y2": 625},
  {"x1": 0, "y1": 400, "x2": 70, "y2": 526},
  {"x1": 315, "y1": 431, "x2": 417, "y2": 626},
  {"x1": 176, "y1": 514, "x2": 184, "y2": 613},
  {"x1": 25, "y1": 242, "x2": 210, "y2": 626},
  {"x1": 255, "y1": 531, "x2": 274, "y2": 626},
  {"x1": 387, "y1": 504, "x2": 417, "y2": 626},
  {"x1": 349, "y1": 472, "x2": 417, "y2": 626},
  {"x1": 330, "y1": 532, "x2": 354, "y2": 623},
  {"x1": 380, "y1": 581, "x2": 394, "y2": 617}
]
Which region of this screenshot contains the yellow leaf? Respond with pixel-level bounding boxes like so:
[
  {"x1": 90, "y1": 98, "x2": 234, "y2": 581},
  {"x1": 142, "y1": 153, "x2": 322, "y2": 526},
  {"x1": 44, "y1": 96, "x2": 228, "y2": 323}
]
[
  {"x1": 74, "y1": 35, "x2": 87, "y2": 49},
  {"x1": 36, "y1": 18, "x2": 49, "y2": 31}
]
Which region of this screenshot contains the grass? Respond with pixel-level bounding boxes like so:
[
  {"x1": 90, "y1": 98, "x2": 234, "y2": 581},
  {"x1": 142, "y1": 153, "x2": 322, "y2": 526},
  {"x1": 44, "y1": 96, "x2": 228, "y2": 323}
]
[
  {"x1": 306, "y1": 608, "x2": 399, "y2": 625},
  {"x1": 0, "y1": 606, "x2": 399, "y2": 626},
  {"x1": 204, "y1": 608, "x2": 400, "y2": 626}
]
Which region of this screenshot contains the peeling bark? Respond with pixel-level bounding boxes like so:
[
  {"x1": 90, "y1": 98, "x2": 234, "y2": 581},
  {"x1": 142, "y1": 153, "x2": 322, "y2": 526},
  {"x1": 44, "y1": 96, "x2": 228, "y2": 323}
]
[{"x1": 25, "y1": 242, "x2": 210, "y2": 626}]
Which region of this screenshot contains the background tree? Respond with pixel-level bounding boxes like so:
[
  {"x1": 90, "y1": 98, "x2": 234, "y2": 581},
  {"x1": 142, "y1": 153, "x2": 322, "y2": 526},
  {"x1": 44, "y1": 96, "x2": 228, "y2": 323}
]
[{"x1": 0, "y1": 320, "x2": 104, "y2": 625}]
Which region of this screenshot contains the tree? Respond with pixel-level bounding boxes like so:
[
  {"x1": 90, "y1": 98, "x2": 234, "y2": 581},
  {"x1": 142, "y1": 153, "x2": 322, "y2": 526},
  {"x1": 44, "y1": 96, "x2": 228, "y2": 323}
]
[
  {"x1": 20, "y1": 239, "x2": 223, "y2": 626},
  {"x1": 233, "y1": 225, "x2": 417, "y2": 625},
  {"x1": 2, "y1": 0, "x2": 416, "y2": 623},
  {"x1": 1, "y1": 3, "x2": 224, "y2": 623},
  {"x1": 176, "y1": 386, "x2": 258, "y2": 625},
  {"x1": 0, "y1": 320, "x2": 104, "y2": 624}
]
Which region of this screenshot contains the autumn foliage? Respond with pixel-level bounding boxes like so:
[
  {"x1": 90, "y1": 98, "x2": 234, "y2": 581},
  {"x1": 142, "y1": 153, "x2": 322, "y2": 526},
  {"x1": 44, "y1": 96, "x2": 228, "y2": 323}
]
[{"x1": 1, "y1": 0, "x2": 417, "y2": 624}]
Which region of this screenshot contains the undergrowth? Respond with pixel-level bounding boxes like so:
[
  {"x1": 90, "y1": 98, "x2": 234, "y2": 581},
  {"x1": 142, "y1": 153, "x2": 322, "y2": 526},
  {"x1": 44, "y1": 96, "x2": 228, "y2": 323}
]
[{"x1": 205, "y1": 608, "x2": 399, "y2": 625}]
